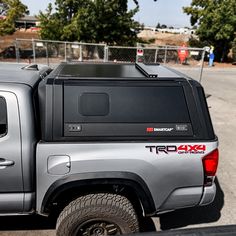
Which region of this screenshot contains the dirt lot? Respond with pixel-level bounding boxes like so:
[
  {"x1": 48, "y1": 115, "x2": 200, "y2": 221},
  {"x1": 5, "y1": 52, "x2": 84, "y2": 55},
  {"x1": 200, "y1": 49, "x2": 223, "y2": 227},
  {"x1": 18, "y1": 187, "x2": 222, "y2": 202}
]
[
  {"x1": 0, "y1": 67, "x2": 235, "y2": 235},
  {"x1": 0, "y1": 31, "x2": 39, "y2": 50},
  {"x1": 138, "y1": 30, "x2": 191, "y2": 46}
]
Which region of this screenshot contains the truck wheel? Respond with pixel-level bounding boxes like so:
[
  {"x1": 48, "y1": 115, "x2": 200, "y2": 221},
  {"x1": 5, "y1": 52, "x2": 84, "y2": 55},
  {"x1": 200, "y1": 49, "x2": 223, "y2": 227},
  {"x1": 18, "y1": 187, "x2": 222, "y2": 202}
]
[{"x1": 56, "y1": 193, "x2": 139, "y2": 236}]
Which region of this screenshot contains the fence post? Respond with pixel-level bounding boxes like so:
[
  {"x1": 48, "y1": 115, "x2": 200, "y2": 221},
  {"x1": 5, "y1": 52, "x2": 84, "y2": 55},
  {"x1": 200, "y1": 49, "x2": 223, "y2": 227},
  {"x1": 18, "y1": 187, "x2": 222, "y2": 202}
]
[
  {"x1": 32, "y1": 39, "x2": 36, "y2": 64},
  {"x1": 104, "y1": 45, "x2": 108, "y2": 62},
  {"x1": 135, "y1": 47, "x2": 138, "y2": 63},
  {"x1": 164, "y1": 46, "x2": 167, "y2": 64},
  {"x1": 15, "y1": 40, "x2": 20, "y2": 63},
  {"x1": 154, "y1": 48, "x2": 158, "y2": 63},
  {"x1": 79, "y1": 44, "x2": 83, "y2": 62},
  {"x1": 199, "y1": 49, "x2": 206, "y2": 83},
  {"x1": 45, "y1": 42, "x2": 49, "y2": 66},
  {"x1": 64, "y1": 42, "x2": 67, "y2": 61}
]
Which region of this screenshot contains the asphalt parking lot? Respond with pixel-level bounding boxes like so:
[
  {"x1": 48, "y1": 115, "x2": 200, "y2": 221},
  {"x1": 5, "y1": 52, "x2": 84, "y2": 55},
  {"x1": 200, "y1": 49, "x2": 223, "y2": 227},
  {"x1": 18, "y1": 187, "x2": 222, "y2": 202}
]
[
  {"x1": 0, "y1": 66, "x2": 235, "y2": 235},
  {"x1": 158, "y1": 67, "x2": 236, "y2": 229}
]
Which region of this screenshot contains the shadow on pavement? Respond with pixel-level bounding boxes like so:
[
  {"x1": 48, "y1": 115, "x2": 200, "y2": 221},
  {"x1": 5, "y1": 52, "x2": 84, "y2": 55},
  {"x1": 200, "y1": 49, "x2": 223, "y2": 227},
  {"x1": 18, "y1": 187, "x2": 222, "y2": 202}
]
[
  {"x1": 136, "y1": 225, "x2": 236, "y2": 236},
  {"x1": 159, "y1": 177, "x2": 224, "y2": 230},
  {"x1": 0, "y1": 178, "x2": 223, "y2": 232},
  {"x1": 0, "y1": 214, "x2": 156, "y2": 233},
  {"x1": 0, "y1": 215, "x2": 56, "y2": 231}
]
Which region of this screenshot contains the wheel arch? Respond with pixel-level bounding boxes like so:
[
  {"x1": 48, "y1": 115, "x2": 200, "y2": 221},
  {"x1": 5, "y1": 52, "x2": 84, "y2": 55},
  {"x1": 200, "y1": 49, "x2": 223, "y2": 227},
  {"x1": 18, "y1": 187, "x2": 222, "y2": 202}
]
[{"x1": 41, "y1": 172, "x2": 156, "y2": 216}]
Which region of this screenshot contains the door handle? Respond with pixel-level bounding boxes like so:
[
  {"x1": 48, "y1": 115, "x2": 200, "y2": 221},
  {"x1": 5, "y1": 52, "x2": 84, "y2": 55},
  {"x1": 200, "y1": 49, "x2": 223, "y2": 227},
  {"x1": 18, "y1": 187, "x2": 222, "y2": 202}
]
[{"x1": 0, "y1": 158, "x2": 15, "y2": 167}]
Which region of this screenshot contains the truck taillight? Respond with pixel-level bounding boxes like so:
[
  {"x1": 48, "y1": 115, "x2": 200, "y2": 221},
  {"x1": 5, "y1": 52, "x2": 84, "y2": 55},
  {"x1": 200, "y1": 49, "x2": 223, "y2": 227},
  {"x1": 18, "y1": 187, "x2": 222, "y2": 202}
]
[{"x1": 202, "y1": 149, "x2": 219, "y2": 177}]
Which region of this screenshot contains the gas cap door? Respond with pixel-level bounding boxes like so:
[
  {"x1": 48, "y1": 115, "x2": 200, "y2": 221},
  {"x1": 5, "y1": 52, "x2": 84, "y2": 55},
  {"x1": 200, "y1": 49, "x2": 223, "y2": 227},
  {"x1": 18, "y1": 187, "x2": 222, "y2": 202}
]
[{"x1": 47, "y1": 155, "x2": 71, "y2": 175}]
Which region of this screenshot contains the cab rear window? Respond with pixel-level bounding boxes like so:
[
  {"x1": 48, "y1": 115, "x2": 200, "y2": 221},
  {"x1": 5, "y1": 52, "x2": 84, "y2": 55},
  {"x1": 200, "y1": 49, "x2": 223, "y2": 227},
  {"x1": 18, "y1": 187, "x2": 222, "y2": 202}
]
[{"x1": 0, "y1": 97, "x2": 7, "y2": 137}]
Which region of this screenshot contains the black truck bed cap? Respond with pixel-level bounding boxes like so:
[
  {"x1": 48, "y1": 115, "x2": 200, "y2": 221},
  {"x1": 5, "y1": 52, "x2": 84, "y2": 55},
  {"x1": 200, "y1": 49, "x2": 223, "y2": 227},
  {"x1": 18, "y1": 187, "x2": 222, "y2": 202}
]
[
  {"x1": 50, "y1": 62, "x2": 185, "y2": 80},
  {"x1": 38, "y1": 62, "x2": 215, "y2": 141}
]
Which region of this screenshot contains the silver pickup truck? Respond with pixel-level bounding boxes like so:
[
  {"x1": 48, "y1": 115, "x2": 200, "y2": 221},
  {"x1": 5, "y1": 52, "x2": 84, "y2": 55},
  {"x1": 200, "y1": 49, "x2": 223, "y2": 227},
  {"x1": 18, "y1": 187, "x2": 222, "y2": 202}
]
[{"x1": 0, "y1": 62, "x2": 218, "y2": 236}]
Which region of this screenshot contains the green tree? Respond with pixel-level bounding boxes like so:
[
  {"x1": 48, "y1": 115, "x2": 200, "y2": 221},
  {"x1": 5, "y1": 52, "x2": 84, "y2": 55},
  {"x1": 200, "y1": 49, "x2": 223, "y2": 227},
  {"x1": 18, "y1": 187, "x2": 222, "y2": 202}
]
[
  {"x1": 0, "y1": 0, "x2": 28, "y2": 36},
  {"x1": 183, "y1": 0, "x2": 236, "y2": 62},
  {"x1": 38, "y1": 3, "x2": 63, "y2": 41},
  {"x1": 38, "y1": 0, "x2": 140, "y2": 45}
]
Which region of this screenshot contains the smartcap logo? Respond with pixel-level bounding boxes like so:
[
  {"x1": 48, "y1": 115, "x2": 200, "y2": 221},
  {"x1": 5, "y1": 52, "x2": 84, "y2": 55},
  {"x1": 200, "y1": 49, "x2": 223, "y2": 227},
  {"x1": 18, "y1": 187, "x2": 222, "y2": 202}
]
[{"x1": 146, "y1": 127, "x2": 174, "y2": 132}]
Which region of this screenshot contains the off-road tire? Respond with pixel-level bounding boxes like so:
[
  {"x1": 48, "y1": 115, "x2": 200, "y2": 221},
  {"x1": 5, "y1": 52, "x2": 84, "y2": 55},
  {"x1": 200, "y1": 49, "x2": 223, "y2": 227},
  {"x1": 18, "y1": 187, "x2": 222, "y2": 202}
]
[{"x1": 56, "y1": 193, "x2": 139, "y2": 236}]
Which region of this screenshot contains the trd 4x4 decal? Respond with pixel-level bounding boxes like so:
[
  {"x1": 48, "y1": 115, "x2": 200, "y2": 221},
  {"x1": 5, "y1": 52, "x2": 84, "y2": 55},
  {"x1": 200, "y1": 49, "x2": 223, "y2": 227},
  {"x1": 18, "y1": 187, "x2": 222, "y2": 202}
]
[{"x1": 145, "y1": 145, "x2": 206, "y2": 155}]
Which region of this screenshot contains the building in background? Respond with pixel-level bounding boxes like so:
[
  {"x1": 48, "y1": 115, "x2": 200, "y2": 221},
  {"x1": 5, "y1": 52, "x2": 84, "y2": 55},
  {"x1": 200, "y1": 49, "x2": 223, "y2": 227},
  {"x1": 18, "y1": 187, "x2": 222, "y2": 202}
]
[{"x1": 15, "y1": 16, "x2": 40, "y2": 31}]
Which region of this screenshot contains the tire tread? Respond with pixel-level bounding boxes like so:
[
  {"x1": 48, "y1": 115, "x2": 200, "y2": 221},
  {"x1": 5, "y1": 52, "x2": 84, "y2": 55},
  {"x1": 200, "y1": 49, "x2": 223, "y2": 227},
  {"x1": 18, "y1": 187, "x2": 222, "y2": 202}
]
[{"x1": 56, "y1": 193, "x2": 139, "y2": 236}]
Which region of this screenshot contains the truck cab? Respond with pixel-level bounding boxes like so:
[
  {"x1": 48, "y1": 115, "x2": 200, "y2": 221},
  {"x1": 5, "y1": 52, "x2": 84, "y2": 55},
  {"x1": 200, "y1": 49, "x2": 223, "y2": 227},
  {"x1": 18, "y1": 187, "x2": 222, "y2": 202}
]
[{"x1": 0, "y1": 63, "x2": 51, "y2": 213}]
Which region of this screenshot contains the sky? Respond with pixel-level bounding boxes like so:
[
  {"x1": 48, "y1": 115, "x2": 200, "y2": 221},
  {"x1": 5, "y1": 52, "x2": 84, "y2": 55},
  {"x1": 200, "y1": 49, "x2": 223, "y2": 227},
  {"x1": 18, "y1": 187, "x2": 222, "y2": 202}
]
[{"x1": 21, "y1": 0, "x2": 192, "y2": 28}]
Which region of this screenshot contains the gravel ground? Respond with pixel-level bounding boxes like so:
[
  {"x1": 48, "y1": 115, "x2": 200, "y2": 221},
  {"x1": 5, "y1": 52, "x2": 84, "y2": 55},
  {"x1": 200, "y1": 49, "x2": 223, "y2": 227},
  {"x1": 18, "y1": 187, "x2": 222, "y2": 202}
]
[{"x1": 0, "y1": 67, "x2": 235, "y2": 235}]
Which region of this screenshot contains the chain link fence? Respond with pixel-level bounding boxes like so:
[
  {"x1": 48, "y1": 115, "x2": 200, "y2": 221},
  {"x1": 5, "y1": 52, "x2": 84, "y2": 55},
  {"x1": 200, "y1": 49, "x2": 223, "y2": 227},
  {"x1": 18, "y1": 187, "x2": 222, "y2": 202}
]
[
  {"x1": 0, "y1": 38, "x2": 206, "y2": 81},
  {"x1": 12, "y1": 39, "x2": 106, "y2": 65},
  {"x1": 106, "y1": 46, "x2": 137, "y2": 63}
]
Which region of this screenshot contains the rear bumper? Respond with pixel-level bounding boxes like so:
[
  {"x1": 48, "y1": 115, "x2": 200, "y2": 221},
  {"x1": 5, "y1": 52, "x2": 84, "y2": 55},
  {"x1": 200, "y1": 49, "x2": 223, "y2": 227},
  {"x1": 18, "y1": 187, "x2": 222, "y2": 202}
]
[
  {"x1": 199, "y1": 183, "x2": 216, "y2": 206},
  {"x1": 157, "y1": 183, "x2": 216, "y2": 213},
  {"x1": 158, "y1": 187, "x2": 203, "y2": 212}
]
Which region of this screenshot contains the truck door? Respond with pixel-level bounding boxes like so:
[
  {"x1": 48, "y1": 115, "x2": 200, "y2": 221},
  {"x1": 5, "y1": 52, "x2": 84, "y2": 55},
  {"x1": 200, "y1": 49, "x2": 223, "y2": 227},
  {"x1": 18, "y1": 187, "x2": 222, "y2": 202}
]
[{"x1": 0, "y1": 92, "x2": 23, "y2": 212}]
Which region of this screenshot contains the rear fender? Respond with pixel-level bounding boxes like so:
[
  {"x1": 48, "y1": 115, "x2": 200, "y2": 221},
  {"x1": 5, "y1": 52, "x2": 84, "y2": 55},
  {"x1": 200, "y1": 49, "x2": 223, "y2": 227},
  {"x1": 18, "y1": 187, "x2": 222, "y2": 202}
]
[{"x1": 41, "y1": 172, "x2": 156, "y2": 216}]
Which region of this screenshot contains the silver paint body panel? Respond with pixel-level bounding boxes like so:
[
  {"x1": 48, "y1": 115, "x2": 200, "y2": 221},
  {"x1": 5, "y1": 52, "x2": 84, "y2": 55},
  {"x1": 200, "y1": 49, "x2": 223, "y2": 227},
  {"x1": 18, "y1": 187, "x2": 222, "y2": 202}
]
[
  {"x1": 0, "y1": 91, "x2": 22, "y2": 192},
  {"x1": 0, "y1": 83, "x2": 37, "y2": 213},
  {"x1": 36, "y1": 141, "x2": 218, "y2": 214}
]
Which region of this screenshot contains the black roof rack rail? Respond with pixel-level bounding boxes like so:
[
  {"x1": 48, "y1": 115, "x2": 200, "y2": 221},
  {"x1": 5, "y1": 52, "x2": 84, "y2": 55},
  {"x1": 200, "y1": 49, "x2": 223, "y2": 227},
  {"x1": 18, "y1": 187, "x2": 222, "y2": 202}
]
[{"x1": 135, "y1": 63, "x2": 158, "y2": 78}]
